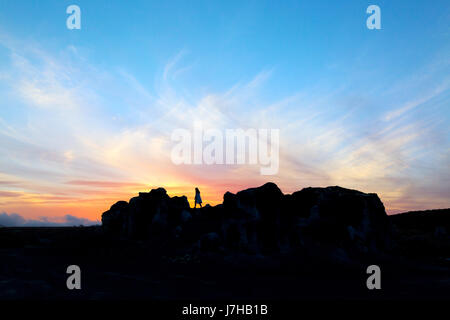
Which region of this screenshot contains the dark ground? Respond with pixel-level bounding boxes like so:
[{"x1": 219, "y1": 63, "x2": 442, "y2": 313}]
[{"x1": 0, "y1": 210, "x2": 449, "y2": 301}]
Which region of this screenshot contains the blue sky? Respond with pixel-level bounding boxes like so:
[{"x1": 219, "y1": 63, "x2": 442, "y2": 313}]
[{"x1": 0, "y1": 0, "x2": 449, "y2": 222}]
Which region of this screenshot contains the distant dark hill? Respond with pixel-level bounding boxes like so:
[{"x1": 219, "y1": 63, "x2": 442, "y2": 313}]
[
  {"x1": 390, "y1": 208, "x2": 450, "y2": 232},
  {"x1": 102, "y1": 182, "x2": 392, "y2": 261},
  {"x1": 389, "y1": 208, "x2": 449, "y2": 259}
]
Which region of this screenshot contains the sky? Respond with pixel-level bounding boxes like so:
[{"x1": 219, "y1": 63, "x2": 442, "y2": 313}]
[{"x1": 0, "y1": 0, "x2": 449, "y2": 225}]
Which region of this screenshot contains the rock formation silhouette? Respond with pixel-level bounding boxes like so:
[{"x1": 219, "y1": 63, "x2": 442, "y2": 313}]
[{"x1": 102, "y1": 182, "x2": 392, "y2": 258}]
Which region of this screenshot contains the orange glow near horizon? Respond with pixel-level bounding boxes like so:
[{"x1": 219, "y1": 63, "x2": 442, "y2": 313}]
[{"x1": 2, "y1": 179, "x2": 449, "y2": 224}]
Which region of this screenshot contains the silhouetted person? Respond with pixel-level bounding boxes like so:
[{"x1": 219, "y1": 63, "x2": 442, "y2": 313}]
[{"x1": 194, "y1": 187, "x2": 202, "y2": 209}]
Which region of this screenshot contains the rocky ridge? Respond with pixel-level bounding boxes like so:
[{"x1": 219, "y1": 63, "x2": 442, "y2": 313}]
[{"x1": 102, "y1": 183, "x2": 392, "y2": 258}]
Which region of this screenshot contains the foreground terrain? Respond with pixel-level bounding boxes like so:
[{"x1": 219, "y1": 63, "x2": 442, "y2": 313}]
[{"x1": 0, "y1": 184, "x2": 449, "y2": 300}]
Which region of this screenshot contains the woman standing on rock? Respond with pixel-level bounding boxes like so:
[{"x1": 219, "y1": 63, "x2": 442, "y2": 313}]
[{"x1": 194, "y1": 187, "x2": 202, "y2": 209}]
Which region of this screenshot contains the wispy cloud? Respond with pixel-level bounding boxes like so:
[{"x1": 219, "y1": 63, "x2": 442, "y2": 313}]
[
  {"x1": 383, "y1": 82, "x2": 449, "y2": 121},
  {"x1": 66, "y1": 180, "x2": 147, "y2": 188},
  {"x1": 163, "y1": 49, "x2": 189, "y2": 81}
]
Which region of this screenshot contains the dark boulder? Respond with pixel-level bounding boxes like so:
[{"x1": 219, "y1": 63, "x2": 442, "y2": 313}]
[
  {"x1": 285, "y1": 186, "x2": 391, "y2": 253},
  {"x1": 101, "y1": 200, "x2": 129, "y2": 235},
  {"x1": 222, "y1": 182, "x2": 284, "y2": 252},
  {"x1": 102, "y1": 187, "x2": 190, "y2": 238}
]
